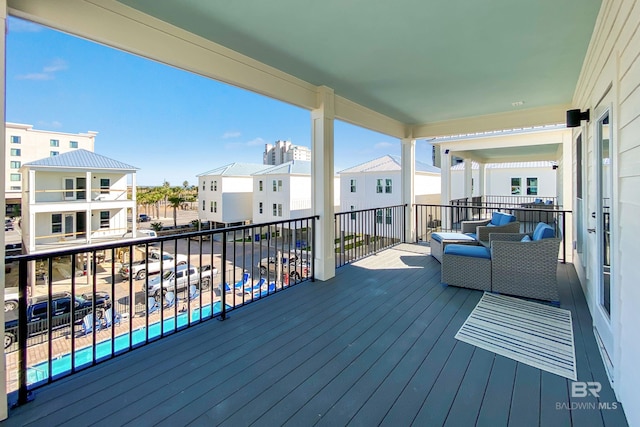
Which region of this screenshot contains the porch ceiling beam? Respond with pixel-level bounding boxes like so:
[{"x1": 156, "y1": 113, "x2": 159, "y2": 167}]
[{"x1": 412, "y1": 104, "x2": 571, "y2": 138}]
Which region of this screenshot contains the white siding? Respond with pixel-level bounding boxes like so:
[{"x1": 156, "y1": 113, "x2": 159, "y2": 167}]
[{"x1": 571, "y1": 1, "x2": 640, "y2": 423}]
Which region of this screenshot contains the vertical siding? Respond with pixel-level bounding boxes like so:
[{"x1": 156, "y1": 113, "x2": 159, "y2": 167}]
[{"x1": 572, "y1": 1, "x2": 640, "y2": 425}]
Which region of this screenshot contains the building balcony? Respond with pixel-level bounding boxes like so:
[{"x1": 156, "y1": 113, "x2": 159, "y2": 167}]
[{"x1": 3, "y1": 207, "x2": 627, "y2": 424}]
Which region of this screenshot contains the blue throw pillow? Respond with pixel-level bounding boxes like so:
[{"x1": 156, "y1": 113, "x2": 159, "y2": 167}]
[
  {"x1": 532, "y1": 222, "x2": 555, "y2": 240},
  {"x1": 499, "y1": 213, "x2": 517, "y2": 225},
  {"x1": 521, "y1": 235, "x2": 532, "y2": 242},
  {"x1": 490, "y1": 212, "x2": 503, "y2": 225},
  {"x1": 534, "y1": 198, "x2": 542, "y2": 203}
]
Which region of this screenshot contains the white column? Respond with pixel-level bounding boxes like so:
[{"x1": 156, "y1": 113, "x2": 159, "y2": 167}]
[
  {"x1": 463, "y1": 159, "x2": 473, "y2": 201},
  {"x1": 440, "y1": 148, "x2": 451, "y2": 229},
  {"x1": 131, "y1": 172, "x2": 137, "y2": 237},
  {"x1": 401, "y1": 138, "x2": 415, "y2": 242},
  {"x1": 86, "y1": 171, "x2": 91, "y2": 244},
  {"x1": 0, "y1": 2, "x2": 7, "y2": 417},
  {"x1": 311, "y1": 86, "x2": 335, "y2": 281},
  {"x1": 478, "y1": 162, "x2": 485, "y2": 201}
]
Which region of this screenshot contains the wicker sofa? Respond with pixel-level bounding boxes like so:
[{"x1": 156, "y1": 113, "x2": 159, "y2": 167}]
[
  {"x1": 441, "y1": 222, "x2": 561, "y2": 302},
  {"x1": 461, "y1": 212, "x2": 521, "y2": 243}
]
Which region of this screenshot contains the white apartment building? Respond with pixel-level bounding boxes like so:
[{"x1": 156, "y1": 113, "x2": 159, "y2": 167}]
[
  {"x1": 20, "y1": 149, "x2": 138, "y2": 254},
  {"x1": 5, "y1": 122, "x2": 97, "y2": 216},
  {"x1": 196, "y1": 163, "x2": 270, "y2": 227},
  {"x1": 450, "y1": 161, "x2": 558, "y2": 203},
  {"x1": 263, "y1": 140, "x2": 311, "y2": 165},
  {"x1": 339, "y1": 155, "x2": 441, "y2": 214}
]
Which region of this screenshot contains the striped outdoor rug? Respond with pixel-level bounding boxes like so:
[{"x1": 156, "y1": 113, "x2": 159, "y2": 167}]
[{"x1": 455, "y1": 292, "x2": 576, "y2": 380}]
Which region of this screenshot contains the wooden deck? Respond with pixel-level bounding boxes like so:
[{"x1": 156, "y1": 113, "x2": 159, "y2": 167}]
[{"x1": 3, "y1": 244, "x2": 628, "y2": 426}]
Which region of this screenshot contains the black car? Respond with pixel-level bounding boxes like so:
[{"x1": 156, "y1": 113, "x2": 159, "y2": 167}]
[
  {"x1": 138, "y1": 214, "x2": 151, "y2": 222},
  {"x1": 4, "y1": 291, "x2": 111, "y2": 349}
]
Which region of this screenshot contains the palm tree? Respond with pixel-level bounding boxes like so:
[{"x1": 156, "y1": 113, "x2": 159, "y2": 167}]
[
  {"x1": 168, "y1": 193, "x2": 186, "y2": 227},
  {"x1": 162, "y1": 180, "x2": 171, "y2": 218}
]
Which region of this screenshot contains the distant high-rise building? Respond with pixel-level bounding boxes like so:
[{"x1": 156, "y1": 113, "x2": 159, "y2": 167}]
[{"x1": 263, "y1": 140, "x2": 311, "y2": 165}]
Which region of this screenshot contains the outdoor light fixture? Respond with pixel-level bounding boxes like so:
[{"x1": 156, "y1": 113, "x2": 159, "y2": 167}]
[
  {"x1": 566, "y1": 109, "x2": 590, "y2": 127},
  {"x1": 444, "y1": 149, "x2": 450, "y2": 154}
]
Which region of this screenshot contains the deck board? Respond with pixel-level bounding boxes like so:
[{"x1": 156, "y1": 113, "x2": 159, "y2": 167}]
[{"x1": 3, "y1": 244, "x2": 628, "y2": 426}]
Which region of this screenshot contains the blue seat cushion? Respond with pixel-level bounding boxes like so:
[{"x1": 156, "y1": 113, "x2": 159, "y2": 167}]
[
  {"x1": 532, "y1": 222, "x2": 555, "y2": 240},
  {"x1": 432, "y1": 232, "x2": 476, "y2": 243},
  {"x1": 490, "y1": 212, "x2": 503, "y2": 225},
  {"x1": 534, "y1": 198, "x2": 543, "y2": 203},
  {"x1": 521, "y1": 235, "x2": 532, "y2": 242},
  {"x1": 498, "y1": 213, "x2": 517, "y2": 225},
  {"x1": 490, "y1": 212, "x2": 517, "y2": 226},
  {"x1": 444, "y1": 244, "x2": 491, "y2": 259},
  {"x1": 545, "y1": 200, "x2": 554, "y2": 205},
  {"x1": 464, "y1": 232, "x2": 477, "y2": 240}
]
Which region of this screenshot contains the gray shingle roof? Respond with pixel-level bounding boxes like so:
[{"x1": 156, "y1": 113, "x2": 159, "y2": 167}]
[
  {"x1": 339, "y1": 154, "x2": 440, "y2": 174},
  {"x1": 197, "y1": 163, "x2": 271, "y2": 177},
  {"x1": 22, "y1": 149, "x2": 138, "y2": 171},
  {"x1": 252, "y1": 160, "x2": 311, "y2": 176}
]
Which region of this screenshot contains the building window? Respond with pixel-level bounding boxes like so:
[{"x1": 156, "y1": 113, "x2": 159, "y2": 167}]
[
  {"x1": 527, "y1": 177, "x2": 538, "y2": 195},
  {"x1": 63, "y1": 178, "x2": 75, "y2": 200},
  {"x1": 376, "y1": 179, "x2": 383, "y2": 193},
  {"x1": 100, "y1": 178, "x2": 110, "y2": 194},
  {"x1": 214, "y1": 181, "x2": 217, "y2": 191},
  {"x1": 100, "y1": 211, "x2": 110, "y2": 229},
  {"x1": 385, "y1": 208, "x2": 392, "y2": 225},
  {"x1": 510, "y1": 178, "x2": 521, "y2": 195},
  {"x1": 202, "y1": 200, "x2": 205, "y2": 210},
  {"x1": 10, "y1": 161, "x2": 21, "y2": 169},
  {"x1": 210, "y1": 201, "x2": 214, "y2": 212},
  {"x1": 10, "y1": 173, "x2": 21, "y2": 181},
  {"x1": 273, "y1": 180, "x2": 277, "y2": 191},
  {"x1": 376, "y1": 209, "x2": 383, "y2": 224},
  {"x1": 273, "y1": 203, "x2": 277, "y2": 216},
  {"x1": 52, "y1": 214, "x2": 62, "y2": 234},
  {"x1": 350, "y1": 206, "x2": 356, "y2": 220},
  {"x1": 350, "y1": 179, "x2": 356, "y2": 193},
  {"x1": 10, "y1": 186, "x2": 21, "y2": 191},
  {"x1": 214, "y1": 201, "x2": 217, "y2": 213},
  {"x1": 70, "y1": 141, "x2": 78, "y2": 148},
  {"x1": 259, "y1": 202, "x2": 263, "y2": 214},
  {"x1": 202, "y1": 181, "x2": 206, "y2": 190},
  {"x1": 278, "y1": 180, "x2": 282, "y2": 191},
  {"x1": 10, "y1": 135, "x2": 21, "y2": 144},
  {"x1": 385, "y1": 179, "x2": 392, "y2": 194},
  {"x1": 50, "y1": 151, "x2": 59, "y2": 156},
  {"x1": 259, "y1": 180, "x2": 263, "y2": 191},
  {"x1": 10, "y1": 148, "x2": 21, "y2": 156},
  {"x1": 50, "y1": 139, "x2": 59, "y2": 147},
  {"x1": 278, "y1": 204, "x2": 283, "y2": 217}
]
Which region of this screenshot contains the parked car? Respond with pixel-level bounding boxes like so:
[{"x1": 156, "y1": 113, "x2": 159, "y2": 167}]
[
  {"x1": 138, "y1": 214, "x2": 151, "y2": 222},
  {"x1": 257, "y1": 253, "x2": 310, "y2": 280},
  {"x1": 4, "y1": 288, "x2": 19, "y2": 312},
  {"x1": 120, "y1": 250, "x2": 189, "y2": 280},
  {"x1": 4, "y1": 291, "x2": 111, "y2": 349},
  {"x1": 144, "y1": 264, "x2": 218, "y2": 299}
]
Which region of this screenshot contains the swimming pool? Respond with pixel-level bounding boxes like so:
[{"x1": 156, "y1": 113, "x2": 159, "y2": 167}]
[{"x1": 27, "y1": 301, "x2": 230, "y2": 386}]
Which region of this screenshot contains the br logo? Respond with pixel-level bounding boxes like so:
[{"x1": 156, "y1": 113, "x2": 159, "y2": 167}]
[{"x1": 571, "y1": 381, "x2": 602, "y2": 398}]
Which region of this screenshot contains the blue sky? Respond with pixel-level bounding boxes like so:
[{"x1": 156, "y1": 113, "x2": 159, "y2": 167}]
[{"x1": 6, "y1": 17, "x2": 433, "y2": 186}]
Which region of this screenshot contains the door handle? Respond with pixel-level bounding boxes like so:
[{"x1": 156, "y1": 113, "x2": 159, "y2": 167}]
[{"x1": 587, "y1": 228, "x2": 596, "y2": 233}]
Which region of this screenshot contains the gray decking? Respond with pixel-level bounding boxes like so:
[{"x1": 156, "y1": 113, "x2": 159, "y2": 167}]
[{"x1": 3, "y1": 244, "x2": 628, "y2": 426}]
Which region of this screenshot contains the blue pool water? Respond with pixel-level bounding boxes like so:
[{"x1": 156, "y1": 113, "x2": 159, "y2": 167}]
[{"x1": 27, "y1": 302, "x2": 230, "y2": 386}]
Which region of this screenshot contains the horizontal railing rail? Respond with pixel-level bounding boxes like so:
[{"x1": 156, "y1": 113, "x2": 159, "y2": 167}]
[
  {"x1": 334, "y1": 205, "x2": 406, "y2": 268},
  {"x1": 415, "y1": 204, "x2": 571, "y2": 263},
  {"x1": 4, "y1": 216, "x2": 317, "y2": 406}
]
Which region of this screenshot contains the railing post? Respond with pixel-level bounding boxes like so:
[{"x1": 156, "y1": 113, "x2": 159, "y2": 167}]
[
  {"x1": 17, "y1": 259, "x2": 29, "y2": 406},
  {"x1": 403, "y1": 204, "x2": 407, "y2": 243},
  {"x1": 373, "y1": 210, "x2": 378, "y2": 254},
  {"x1": 312, "y1": 216, "x2": 316, "y2": 282},
  {"x1": 562, "y1": 212, "x2": 567, "y2": 264},
  {"x1": 220, "y1": 231, "x2": 227, "y2": 320}
]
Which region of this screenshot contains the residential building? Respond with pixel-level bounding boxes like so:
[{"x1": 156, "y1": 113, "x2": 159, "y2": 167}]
[
  {"x1": 450, "y1": 161, "x2": 558, "y2": 202},
  {"x1": 4, "y1": 122, "x2": 97, "y2": 216},
  {"x1": 20, "y1": 149, "x2": 138, "y2": 253},
  {"x1": 196, "y1": 163, "x2": 271, "y2": 228},
  {"x1": 263, "y1": 140, "x2": 311, "y2": 165}
]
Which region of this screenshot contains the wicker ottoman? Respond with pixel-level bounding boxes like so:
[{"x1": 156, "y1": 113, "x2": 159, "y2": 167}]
[
  {"x1": 430, "y1": 232, "x2": 478, "y2": 263},
  {"x1": 441, "y1": 244, "x2": 492, "y2": 291}
]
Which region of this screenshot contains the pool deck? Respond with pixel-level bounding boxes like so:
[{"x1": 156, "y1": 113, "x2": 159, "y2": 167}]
[{"x1": 3, "y1": 244, "x2": 628, "y2": 426}]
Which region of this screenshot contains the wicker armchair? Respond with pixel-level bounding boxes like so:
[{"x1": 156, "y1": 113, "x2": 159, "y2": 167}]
[
  {"x1": 489, "y1": 233, "x2": 561, "y2": 302},
  {"x1": 461, "y1": 219, "x2": 521, "y2": 242}
]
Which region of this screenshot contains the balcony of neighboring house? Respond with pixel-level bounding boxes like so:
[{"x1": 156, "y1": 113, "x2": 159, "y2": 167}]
[{"x1": 2, "y1": 205, "x2": 627, "y2": 425}]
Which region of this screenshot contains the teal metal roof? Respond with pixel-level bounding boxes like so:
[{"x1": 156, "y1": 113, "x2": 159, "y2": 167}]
[
  {"x1": 340, "y1": 155, "x2": 440, "y2": 174},
  {"x1": 197, "y1": 162, "x2": 271, "y2": 177},
  {"x1": 252, "y1": 160, "x2": 311, "y2": 176},
  {"x1": 22, "y1": 149, "x2": 138, "y2": 171}
]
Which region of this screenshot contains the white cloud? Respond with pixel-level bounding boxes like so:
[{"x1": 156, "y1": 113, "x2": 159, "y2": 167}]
[
  {"x1": 245, "y1": 137, "x2": 266, "y2": 147},
  {"x1": 374, "y1": 141, "x2": 395, "y2": 150},
  {"x1": 17, "y1": 58, "x2": 68, "y2": 81},
  {"x1": 222, "y1": 131, "x2": 241, "y2": 139}
]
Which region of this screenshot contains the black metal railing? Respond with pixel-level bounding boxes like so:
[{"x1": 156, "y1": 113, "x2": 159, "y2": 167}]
[
  {"x1": 4, "y1": 216, "x2": 316, "y2": 406},
  {"x1": 334, "y1": 205, "x2": 406, "y2": 268},
  {"x1": 415, "y1": 204, "x2": 571, "y2": 263}
]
